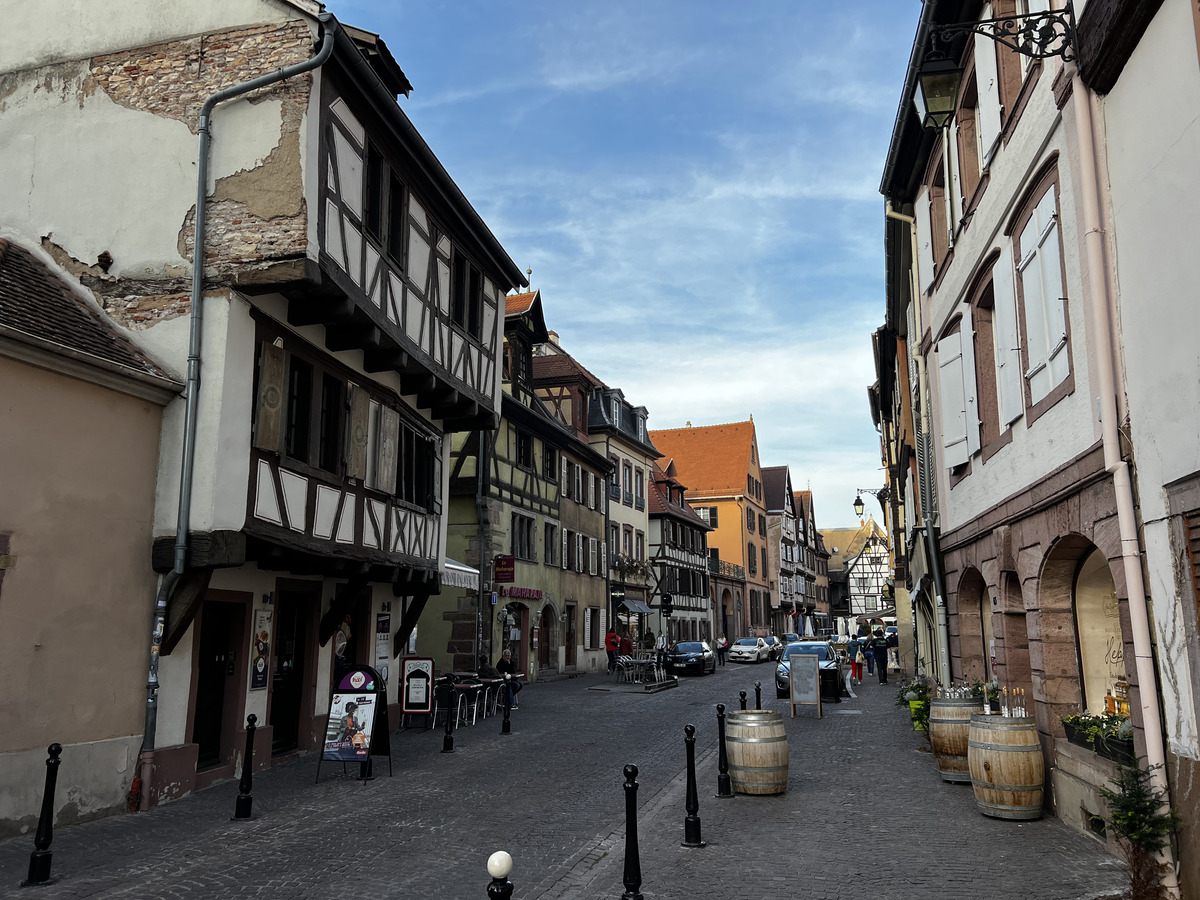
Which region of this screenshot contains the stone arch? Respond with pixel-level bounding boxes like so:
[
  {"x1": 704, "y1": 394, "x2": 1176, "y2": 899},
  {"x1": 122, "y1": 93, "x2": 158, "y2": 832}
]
[
  {"x1": 953, "y1": 566, "x2": 990, "y2": 682},
  {"x1": 536, "y1": 601, "x2": 560, "y2": 674},
  {"x1": 992, "y1": 572, "x2": 1032, "y2": 700},
  {"x1": 1033, "y1": 533, "x2": 1096, "y2": 730}
]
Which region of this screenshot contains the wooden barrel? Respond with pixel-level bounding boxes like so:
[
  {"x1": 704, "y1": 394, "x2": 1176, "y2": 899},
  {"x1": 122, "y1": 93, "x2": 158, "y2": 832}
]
[
  {"x1": 968, "y1": 715, "x2": 1044, "y2": 819},
  {"x1": 725, "y1": 710, "x2": 789, "y2": 795},
  {"x1": 929, "y1": 698, "x2": 977, "y2": 783}
]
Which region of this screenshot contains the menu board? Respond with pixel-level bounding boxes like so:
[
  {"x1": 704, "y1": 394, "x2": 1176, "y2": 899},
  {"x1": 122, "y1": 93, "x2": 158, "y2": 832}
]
[{"x1": 789, "y1": 654, "x2": 822, "y2": 718}]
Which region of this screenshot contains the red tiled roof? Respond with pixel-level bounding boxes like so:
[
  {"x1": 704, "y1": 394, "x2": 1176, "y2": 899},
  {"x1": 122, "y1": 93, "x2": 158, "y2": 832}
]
[
  {"x1": 648, "y1": 420, "x2": 756, "y2": 496},
  {"x1": 505, "y1": 291, "x2": 537, "y2": 316},
  {"x1": 531, "y1": 350, "x2": 603, "y2": 388},
  {"x1": 648, "y1": 460, "x2": 709, "y2": 527},
  {"x1": 0, "y1": 238, "x2": 173, "y2": 380}
]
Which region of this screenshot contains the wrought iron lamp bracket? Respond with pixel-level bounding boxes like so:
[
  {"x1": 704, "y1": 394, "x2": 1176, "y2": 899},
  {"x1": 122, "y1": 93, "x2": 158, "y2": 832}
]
[{"x1": 927, "y1": 4, "x2": 1077, "y2": 63}]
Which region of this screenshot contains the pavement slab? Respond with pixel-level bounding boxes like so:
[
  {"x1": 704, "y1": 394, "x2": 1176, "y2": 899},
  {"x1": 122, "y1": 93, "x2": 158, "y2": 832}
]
[{"x1": 0, "y1": 665, "x2": 1128, "y2": 899}]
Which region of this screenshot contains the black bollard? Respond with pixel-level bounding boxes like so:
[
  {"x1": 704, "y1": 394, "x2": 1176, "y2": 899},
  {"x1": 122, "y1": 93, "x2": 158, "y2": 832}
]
[
  {"x1": 621, "y1": 764, "x2": 644, "y2": 900},
  {"x1": 681, "y1": 725, "x2": 706, "y2": 848},
  {"x1": 23, "y1": 743, "x2": 62, "y2": 886},
  {"x1": 715, "y1": 704, "x2": 733, "y2": 799},
  {"x1": 442, "y1": 679, "x2": 456, "y2": 753},
  {"x1": 486, "y1": 850, "x2": 515, "y2": 900},
  {"x1": 739, "y1": 690, "x2": 747, "y2": 711},
  {"x1": 234, "y1": 714, "x2": 257, "y2": 819},
  {"x1": 501, "y1": 675, "x2": 512, "y2": 736},
  {"x1": 755, "y1": 681, "x2": 762, "y2": 710}
]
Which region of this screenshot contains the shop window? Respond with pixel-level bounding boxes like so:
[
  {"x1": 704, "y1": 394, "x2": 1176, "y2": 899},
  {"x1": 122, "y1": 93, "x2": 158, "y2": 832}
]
[{"x1": 1073, "y1": 548, "x2": 1124, "y2": 713}]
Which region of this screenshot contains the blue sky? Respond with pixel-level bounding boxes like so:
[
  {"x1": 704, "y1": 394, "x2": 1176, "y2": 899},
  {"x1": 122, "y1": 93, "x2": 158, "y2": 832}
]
[{"x1": 330, "y1": 0, "x2": 922, "y2": 530}]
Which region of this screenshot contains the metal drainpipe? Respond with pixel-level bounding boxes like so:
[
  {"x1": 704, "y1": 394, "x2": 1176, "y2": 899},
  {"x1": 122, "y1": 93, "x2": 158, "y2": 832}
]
[
  {"x1": 137, "y1": 12, "x2": 336, "y2": 809},
  {"x1": 476, "y1": 429, "x2": 491, "y2": 662},
  {"x1": 1071, "y1": 71, "x2": 1178, "y2": 895},
  {"x1": 885, "y1": 202, "x2": 953, "y2": 687}
]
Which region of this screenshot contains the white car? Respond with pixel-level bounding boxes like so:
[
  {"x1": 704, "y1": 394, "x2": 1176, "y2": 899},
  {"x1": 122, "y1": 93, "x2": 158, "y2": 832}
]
[{"x1": 728, "y1": 637, "x2": 769, "y2": 663}]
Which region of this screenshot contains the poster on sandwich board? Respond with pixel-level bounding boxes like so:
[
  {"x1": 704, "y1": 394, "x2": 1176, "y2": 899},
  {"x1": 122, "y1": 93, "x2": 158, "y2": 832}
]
[{"x1": 789, "y1": 653, "x2": 822, "y2": 719}]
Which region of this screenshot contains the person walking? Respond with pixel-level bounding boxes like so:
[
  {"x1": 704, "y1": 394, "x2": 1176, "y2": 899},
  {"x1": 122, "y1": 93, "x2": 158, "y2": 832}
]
[
  {"x1": 715, "y1": 634, "x2": 727, "y2": 666},
  {"x1": 846, "y1": 634, "x2": 863, "y2": 685},
  {"x1": 605, "y1": 626, "x2": 620, "y2": 674},
  {"x1": 870, "y1": 630, "x2": 890, "y2": 684},
  {"x1": 864, "y1": 628, "x2": 876, "y2": 677},
  {"x1": 654, "y1": 630, "x2": 668, "y2": 670}
]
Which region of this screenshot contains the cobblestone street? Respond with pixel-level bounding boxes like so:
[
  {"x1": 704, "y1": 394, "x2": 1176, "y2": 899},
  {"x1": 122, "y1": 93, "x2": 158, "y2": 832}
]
[{"x1": 0, "y1": 666, "x2": 1127, "y2": 899}]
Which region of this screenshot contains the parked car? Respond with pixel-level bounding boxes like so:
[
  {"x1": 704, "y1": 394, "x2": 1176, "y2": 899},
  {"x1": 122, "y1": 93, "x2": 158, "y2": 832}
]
[
  {"x1": 761, "y1": 635, "x2": 784, "y2": 661},
  {"x1": 665, "y1": 641, "x2": 716, "y2": 675},
  {"x1": 728, "y1": 637, "x2": 769, "y2": 663},
  {"x1": 775, "y1": 641, "x2": 843, "y2": 702},
  {"x1": 781, "y1": 632, "x2": 801, "y2": 645}
]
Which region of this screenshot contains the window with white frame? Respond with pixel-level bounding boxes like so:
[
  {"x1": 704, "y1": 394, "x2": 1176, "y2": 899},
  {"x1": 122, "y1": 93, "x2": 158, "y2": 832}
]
[{"x1": 1015, "y1": 180, "x2": 1070, "y2": 407}]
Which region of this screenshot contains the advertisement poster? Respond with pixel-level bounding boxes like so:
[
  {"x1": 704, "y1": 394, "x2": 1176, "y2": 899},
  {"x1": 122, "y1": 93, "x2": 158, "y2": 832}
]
[
  {"x1": 375, "y1": 613, "x2": 391, "y2": 686},
  {"x1": 323, "y1": 692, "x2": 376, "y2": 761},
  {"x1": 493, "y1": 555, "x2": 515, "y2": 584},
  {"x1": 251, "y1": 608, "x2": 273, "y2": 690}
]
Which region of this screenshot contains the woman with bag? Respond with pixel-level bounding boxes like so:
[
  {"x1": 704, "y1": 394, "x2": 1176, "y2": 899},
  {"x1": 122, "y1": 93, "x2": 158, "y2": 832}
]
[{"x1": 847, "y1": 635, "x2": 863, "y2": 684}]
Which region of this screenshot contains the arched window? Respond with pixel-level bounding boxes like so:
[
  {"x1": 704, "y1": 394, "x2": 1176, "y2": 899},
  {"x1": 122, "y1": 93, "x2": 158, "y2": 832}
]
[{"x1": 1073, "y1": 549, "x2": 1124, "y2": 713}]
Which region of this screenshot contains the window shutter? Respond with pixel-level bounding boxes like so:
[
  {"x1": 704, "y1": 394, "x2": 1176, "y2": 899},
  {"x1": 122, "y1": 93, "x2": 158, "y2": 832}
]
[
  {"x1": 431, "y1": 438, "x2": 443, "y2": 514},
  {"x1": 992, "y1": 245, "x2": 1024, "y2": 426},
  {"x1": 574, "y1": 466, "x2": 582, "y2": 504},
  {"x1": 589, "y1": 538, "x2": 597, "y2": 575},
  {"x1": 600, "y1": 541, "x2": 606, "y2": 574},
  {"x1": 344, "y1": 382, "x2": 370, "y2": 479},
  {"x1": 959, "y1": 306, "x2": 981, "y2": 457},
  {"x1": 562, "y1": 529, "x2": 568, "y2": 570},
  {"x1": 588, "y1": 473, "x2": 595, "y2": 509},
  {"x1": 915, "y1": 188, "x2": 936, "y2": 295},
  {"x1": 1036, "y1": 193, "x2": 1069, "y2": 388},
  {"x1": 561, "y1": 456, "x2": 568, "y2": 496},
  {"x1": 576, "y1": 533, "x2": 584, "y2": 572},
  {"x1": 936, "y1": 331, "x2": 970, "y2": 468},
  {"x1": 254, "y1": 342, "x2": 286, "y2": 451},
  {"x1": 584, "y1": 607, "x2": 593, "y2": 650},
  {"x1": 599, "y1": 608, "x2": 606, "y2": 641},
  {"x1": 975, "y1": 14, "x2": 1002, "y2": 165},
  {"x1": 376, "y1": 406, "x2": 400, "y2": 494}
]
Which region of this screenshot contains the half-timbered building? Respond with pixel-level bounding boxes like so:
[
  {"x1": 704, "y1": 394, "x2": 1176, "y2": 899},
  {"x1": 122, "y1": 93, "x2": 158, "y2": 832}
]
[
  {"x1": 0, "y1": 0, "x2": 523, "y2": 811},
  {"x1": 648, "y1": 461, "x2": 712, "y2": 643},
  {"x1": 443, "y1": 293, "x2": 610, "y2": 679},
  {"x1": 762, "y1": 466, "x2": 798, "y2": 636}
]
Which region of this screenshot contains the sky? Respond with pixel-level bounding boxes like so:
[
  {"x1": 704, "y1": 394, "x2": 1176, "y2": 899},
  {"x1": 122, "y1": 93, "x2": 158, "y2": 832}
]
[{"x1": 328, "y1": 0, "x2": 922, "y2": 531}]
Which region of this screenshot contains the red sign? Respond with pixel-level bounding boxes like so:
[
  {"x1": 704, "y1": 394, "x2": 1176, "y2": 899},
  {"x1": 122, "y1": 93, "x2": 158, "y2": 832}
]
[
  {"x1": 500, "y1": 586, "x2": 542, "y2": 599},
  {"x1": 494, "y1": 555, "x2": 515, "y2": 584}
]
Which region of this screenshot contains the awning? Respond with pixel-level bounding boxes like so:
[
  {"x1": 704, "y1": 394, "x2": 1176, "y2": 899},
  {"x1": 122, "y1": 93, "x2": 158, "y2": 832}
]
[
  {"x1": 620, "y1": 598, "x2": 654, "y2": 614},
  {"x1": 441, "y1": 558, "x2": 479, "y2": 590}
]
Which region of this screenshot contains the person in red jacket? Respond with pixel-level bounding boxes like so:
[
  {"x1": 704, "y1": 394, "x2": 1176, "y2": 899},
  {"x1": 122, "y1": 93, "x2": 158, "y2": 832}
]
[{"x1": 605, "y1": 628, "x2": 620, "y2": 674}]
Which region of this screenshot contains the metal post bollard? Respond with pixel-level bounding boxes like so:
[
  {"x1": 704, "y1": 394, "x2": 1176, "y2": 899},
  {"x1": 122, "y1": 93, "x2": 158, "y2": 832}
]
[
  {"x1": 715, "y1": 704, "x2": 733, "y2": 798},
  {"x1": 442, "y1": 679, "x2": 456, "y2": 753},
  {"x1": 621, "y1": 764, "x2": 644, "y2": 900},
  {"x1": 755, "y1": 681, "x2": 762, "y2": 710},
  {"x1": 234, "y1": 714, "x2": 257, "y2": 819},
  {"x1": 501, "y1": 675, "x2": 512, "y2": 736},
  {"x1": 22, "y1": 743, "x2": 62, "y2": 886},
  {"x1": 681, "y1": 725, "x2": 706, "y2": 848},
  {"x1": 739, "y1": 690, "x2": 747, "y2": 711},
  {"x1": 486, "y1": 850, "x2": 514, "y2": 899}
]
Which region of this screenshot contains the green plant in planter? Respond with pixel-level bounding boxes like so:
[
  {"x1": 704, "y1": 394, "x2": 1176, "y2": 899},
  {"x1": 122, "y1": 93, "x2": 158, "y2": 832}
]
[
  {"x1": 1062, "y1": 711, "x2": 1132, "y2": 760},
  {"x1": 970, "y1": 678, "x2": 1000, "y2": 702},
  {"x1": 895, "y1": 676, "x2": 930, "y2": 735},
  {"x1": 1099, "y1": 760, "x2": 1180, "y2": 900}
]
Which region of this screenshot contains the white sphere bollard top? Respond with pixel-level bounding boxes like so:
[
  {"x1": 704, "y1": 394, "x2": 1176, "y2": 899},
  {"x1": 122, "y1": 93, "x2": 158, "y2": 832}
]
[{"x1": 487, "y1": 850, "x2": 513, "y2": 879}]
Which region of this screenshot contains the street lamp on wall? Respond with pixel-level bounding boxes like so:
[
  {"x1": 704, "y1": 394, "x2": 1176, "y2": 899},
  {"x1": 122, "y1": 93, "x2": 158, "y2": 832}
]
[{"x1": 853, "y1": 487, "x2": 887, "y2": 519}]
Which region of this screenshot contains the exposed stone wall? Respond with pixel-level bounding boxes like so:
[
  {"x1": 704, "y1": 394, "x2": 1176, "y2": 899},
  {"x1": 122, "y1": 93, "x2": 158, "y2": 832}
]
[{"x1": 87, "y1": 20, "x2": 315, "y2": 328}]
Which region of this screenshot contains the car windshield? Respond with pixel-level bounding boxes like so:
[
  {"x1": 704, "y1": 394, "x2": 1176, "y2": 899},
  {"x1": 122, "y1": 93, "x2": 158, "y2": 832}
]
[
  {"x1": 734, "y1": 638, "x2": 758, "y2": 647},
  {"x1": 783, "y1": 643, "x2": 829, "y2": 662},
  {"x1": 673, "y1": 642, "x2": 704, "y2": 652}
]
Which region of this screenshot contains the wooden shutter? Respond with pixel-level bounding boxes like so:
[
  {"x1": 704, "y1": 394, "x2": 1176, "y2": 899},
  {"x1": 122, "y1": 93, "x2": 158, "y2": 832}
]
[
  {"x1": 431, "y1": 439, "x2": 443, "y2": 514},
  {"x1": 992, "y1": 245, "x2": 1024, "y2": 426},
  {"x1": 959, "y1": 305, "x2": 981, "y2": 457},
  {"x1": 589, "y1": 538, "x2": 597, "y2": 575},
  {"x1": 575, "y1": 533, "x2": 584, "y2": 573},
  {"x1": 561, "y1": 529, "x2": 568, "y2": 570},
  {"x1": 561, "y1": 456, "x2": 568, "y2": 497},
  {"x1": 915, "y1": 188, "x2": 936, "y2": 295},
  {"x1": 975, "y1": 11, "x2": 1002, "y2": 165},
  {"x1": 600, "y1": 541, "x2": 606, "y2": 575},
  {"x1": 937, "y1": 331, "x2": 970, "y2": 468},
  {"x1": 345, "y1": 382, "x2": 370, "y2": 479},
  {"x1": 588, "y1": 473, "x2": 595, "y2": 509},
  {"x1": 1186, "y1": 512, "x2": 1200, "y2": 625},
  {"x1": 374, "y1": 407, "x2": 400, "y2": 494},
  {"x1": 583, "y1": 607, "x2": 593, "y2": 650},
  {"x1": 574, "y1": 465, "x2": 583, "y2": 504},
  {"x1": 254, "y1": 341, "x2": 286, "y2": 451}
]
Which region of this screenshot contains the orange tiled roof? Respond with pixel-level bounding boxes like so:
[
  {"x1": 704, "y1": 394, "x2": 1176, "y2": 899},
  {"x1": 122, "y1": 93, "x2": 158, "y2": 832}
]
[
  {"x1": 648, "y1": 420, "x2": 756, "y2": 496},
  {"x1": 505, "y1": 291, "x2": 538, "y2": 316}
]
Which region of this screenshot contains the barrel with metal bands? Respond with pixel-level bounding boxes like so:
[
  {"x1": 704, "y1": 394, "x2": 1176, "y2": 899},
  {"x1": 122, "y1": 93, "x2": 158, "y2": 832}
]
[
  {"x1": 725, "y1": 709, "x2": 789, "y2": 795},
  {"x1": 929, "y1": 698, "x2": 978, "y2": 783},
  {"x1": 967, "y1": 715, "x2": 1044, "y2": 820}
]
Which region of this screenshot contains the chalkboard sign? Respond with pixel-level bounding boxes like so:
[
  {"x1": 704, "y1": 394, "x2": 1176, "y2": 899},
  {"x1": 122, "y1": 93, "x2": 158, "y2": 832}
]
[{"x1": 789, "y1": 654, "x2": 822, "y2": 718}]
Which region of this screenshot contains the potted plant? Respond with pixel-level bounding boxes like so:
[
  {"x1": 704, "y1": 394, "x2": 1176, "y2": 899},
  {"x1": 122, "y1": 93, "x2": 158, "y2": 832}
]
[
  {"x1": 896, "y1": 676, "x2": 930, "y2": 732},
  {"x1": 1099, "y1": 760, "x2": 1181, "y2": 900},
  {"x1": 970, "y1": 678, "x2": 1001, "y2": 712},
  {"x1": 1061, "y1": 712, "x2": 1135, "y2": 765}
]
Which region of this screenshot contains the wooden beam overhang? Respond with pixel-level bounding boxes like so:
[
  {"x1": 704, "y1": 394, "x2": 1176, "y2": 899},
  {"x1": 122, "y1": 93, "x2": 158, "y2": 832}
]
[{"x1": 244, "y1": 534, "x2": 437, "y2": 584}]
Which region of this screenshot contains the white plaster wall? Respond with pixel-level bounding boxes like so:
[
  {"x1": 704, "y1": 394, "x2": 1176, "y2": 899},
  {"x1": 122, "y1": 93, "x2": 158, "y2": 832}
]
[
  {"x1": 923, "y1": 69, "x2": 1098, "y2": 532},
  {"x1": 0, "y1": 0, "x2": 302, "y2": 74},
  {"x1": 0, "y1": 63, "x2": 285, "y2": 280},
  {"x1": 1102, "y1": 0, "x2": 1200, "y2": 758},
  {"x1": 155, "y1": 623, "x2": 195, "y2": 749}
]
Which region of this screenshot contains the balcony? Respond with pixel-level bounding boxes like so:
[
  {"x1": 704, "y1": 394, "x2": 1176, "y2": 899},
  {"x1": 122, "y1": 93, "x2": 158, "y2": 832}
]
[
  {"x1": 708, "y1": 557, "x2": 745, "y2": 580},
  {"x1": 609, "y1": 482, "x2": 621, "y2": 500},
  {"x1": 634, "y1": 496, "x2": 645, "y2": 511}
]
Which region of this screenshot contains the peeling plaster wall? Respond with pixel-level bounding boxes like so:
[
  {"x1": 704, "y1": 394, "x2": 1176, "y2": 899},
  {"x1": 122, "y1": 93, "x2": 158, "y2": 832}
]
[{"x1": 1104, "y1": 0, "x2": 1200, "y2": 759}]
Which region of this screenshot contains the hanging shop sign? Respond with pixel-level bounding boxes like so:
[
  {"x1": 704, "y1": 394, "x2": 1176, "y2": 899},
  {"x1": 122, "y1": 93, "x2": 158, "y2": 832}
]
[
  {"x1": 494, "y1": 555, "x2": 515, "y2": 584},
  {"x1": 316, "y1": 665, "x2": 392, "y2": 781},
  {"x1": 375, "y1": 612, "x2": 391, "y2": 687},
  {"x1": 250, "y1": 608, "x2": 273, "y2": 691}
]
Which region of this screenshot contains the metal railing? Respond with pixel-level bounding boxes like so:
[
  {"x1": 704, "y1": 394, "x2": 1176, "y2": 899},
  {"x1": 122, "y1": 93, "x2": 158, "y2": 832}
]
[{"x1": 707, "y1": 558, "x2": 745, "y2": 579}]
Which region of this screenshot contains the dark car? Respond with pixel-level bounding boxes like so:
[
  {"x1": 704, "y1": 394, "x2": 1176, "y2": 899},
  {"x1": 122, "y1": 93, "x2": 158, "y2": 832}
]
[
  {"x1": 665, "y1": 641, "x2": 716, "y2": 675},
  {"x1": 781, "y1": 632, "x2": 801, "y2": 645},
  {"x1": 775, "y1": 641, "x2": 844, "y2": 702},
  {"x1": 761, "y1": 635, "x2": 784, "y2": 661}
]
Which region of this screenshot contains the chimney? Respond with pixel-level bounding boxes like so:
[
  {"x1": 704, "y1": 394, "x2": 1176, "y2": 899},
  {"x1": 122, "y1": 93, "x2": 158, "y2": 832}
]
[{"x1": 547, "y1": 330, "x2": 560, "y2": 346}]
